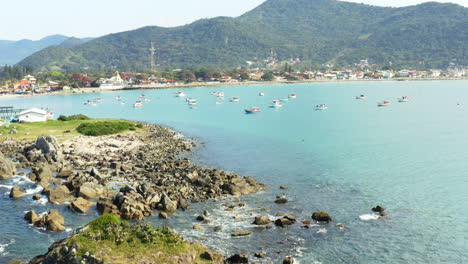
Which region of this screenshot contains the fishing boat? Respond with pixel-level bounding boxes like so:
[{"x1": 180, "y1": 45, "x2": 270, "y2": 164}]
[
  {"x1": 230, "y1": 97, "x2": 240, "y2": 102},
  {"x1": 378, "y1": 101, "x2": 391, "y2": 107},
  {"x1": 187, "y1": 99, "x2": 197, "y2": 105},
  {"x1": 245, "y1": 106, "x2": 261, "y2": 114},
  {"x1": 139, "y1": 94, "x2": 145, "y2": 98},
  {"x1": 289, "y1": 93, "x2": 297, "y2": 99},
  {"x1": 259, "y1": 92, "x2": 265, "y2": 96},
  {"x1": 217, "y1": 92, "x2": 224, "y2": 97},
  {"x1": 133, "y1": 101, "x2": 143, "y2": 107},
  {"x1": 314, "y1": 104, "x2": 328, "y2": 110},
  {"x1": 398, "y1": 96, "x2": 409, "y2": 102},
  {"x1": 210, "y1": 91, "x2": 218, "y2": 95},
  {"x1": 177, "y1": 91, "x2": 186, "y2": 97},
  {"x1": 115, "y1": 96, "x2": 122, "y2": 101},
  {"x1": 270, "y1": 100, "x2": 283, "y2": 107},
  {"x1": 356, "y1": 95, "x2": 366, "y2": 99},
  {"x1": 84, "y1": 100, "x2": 92, "y2": 105}
]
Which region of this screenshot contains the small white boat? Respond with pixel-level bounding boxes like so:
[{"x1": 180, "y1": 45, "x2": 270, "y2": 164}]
[
  {"x1": 289, "y1": 93, "x2": 297, "y2": 99},
  {"x1": 398, "y1": 96, "x2": 409, "y2": 102},
  {"x1": 217, "y1": 92, "x2": 224, "y2": 97},
  {"x1": 356, "y1": 95, "x2": 366, "y2": 99},
  {"x1": 133, "y1": 101, "x2": 143, "y2": 107},
  {"x1": 216, "y1": 101, "x2": 223, "y2": 104},
  {"x1": 245, "y1": 106, "x2": 261, "y2": 114},
  {"x1": 259, "y1": 92, "x2": 265, "y2": 96},
  {"x1": 177, "y1": 91, "x2": 186, "y2": 97},
  {"x1": 94, "y1": 98, "x2": 102, "y2": 103},
  {"x1": 377, "y1": 101, "x2": 391, "y2": 107},
  {"x1": 115, "y1": 96, "x2": 122, "y2": 101},
  {"x1": 314, "y1": 104, "x2": 328, "y2": 110},
  {"x1": 120, "y1": 101, "x2": 126, "y2": 105},
  {"x1": 187, "y1": 98, "x2": 197, "y2": 105},
  {"x1": 230, "y1": 97, "x2": 240, "y2": 102},
  {"x1": 139, "y1": 94, "x2": 145, "y2": 98},
  {"x1": 210, "y1": 91, "x2": 218, "y2": 95},
  {"x1": 270, "y1": 100, "x2": 283, "y2": 107}
]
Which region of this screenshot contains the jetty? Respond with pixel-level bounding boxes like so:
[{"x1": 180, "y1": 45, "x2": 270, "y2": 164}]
[{"x1": 0, "y1": 106, "x2": 26, "y2": 121}]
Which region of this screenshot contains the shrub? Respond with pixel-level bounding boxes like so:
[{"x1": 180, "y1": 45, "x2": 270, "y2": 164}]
[
  {"x1": 76, "y1": 121, "x2": 138, "y2": 136},
  {"x1": 58, "y1": 114, "x2": 90, "y2": 121}
]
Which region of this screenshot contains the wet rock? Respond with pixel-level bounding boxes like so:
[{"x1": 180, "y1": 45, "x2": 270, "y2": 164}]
[
  {"x1": 24, "y1": 210, "x2": 40, "y2": 224},
  {"x1": 283, "y1": 256, "x2": 295, "y2": 264},
  {"x1": 159, "y1": 212, "x2": 168, "y2": 219},
  {"x1": 253, "y1": 215, "x2": 271, "y2": 225},
  {"x1": 302, "y1": 219, "x2": 311, "y2": 225},
  {"x1": 312, "y1": 211, "x2": 332, "y2": 222},
  {"x1": 33, "y1": 194, "x2": 42, "y2": 200},
  {"x1": 275, "y1": 195, "x2": 288, "y2": 204},
  {"x1": 372, "y1": 205, "x2": 387, "y2": 216},
  {"x1": 254, "y1": 252, "x2": 267, "y2": 258},
  {"x1": 279, "y1": 185, "x2": 289, "y2": 190},
  {"x1": 214, "y1": 226, "x2": 222, "y2": 232},
  {"x1": 68, "y1": 197, "x2": 94, "y2": 213},
  {"x1": 160, "y1": 194, "x2": 177, "y2": 212},
  {"x1": 226, "y1": 253, "x2": 249, "y2": 263},
  {"x1": 231, "y1": 230, "x2": 252, "y2": 237},
  {"x1": 196, "y1": 215, "x2": 207, "y2": 222},
  {"x1": 275, "y1": 215, "x2": 297, "y2": 228},
  {"x1": 10, "y1": 186, "x2": 26, "y2": 199},
  {"x1": 0, "y1": 152, "x2": 16, "y2": 180},
  {"x1": 45, "y1": 185, "x2": 72, "y2": 204},
  {"x1": 193, "y1": 224, "x2": 203, "y2": 230},
  {"x1": 200, "y1": 251, "x2": 214, "y2": 261},
  {"x1": 34, "y1": 210, "x2": 66, "y2": 232}
]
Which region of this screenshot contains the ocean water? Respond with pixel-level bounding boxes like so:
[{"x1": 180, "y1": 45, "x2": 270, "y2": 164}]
[{"x1": 1, "y1": 80, "x2": 468, "y2": 263}]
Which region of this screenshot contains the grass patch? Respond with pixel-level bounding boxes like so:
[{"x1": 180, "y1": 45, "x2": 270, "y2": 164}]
[
  {"x1": 70, "y1": 214, "x2": 220, "y2": 264},
  {"x1": 76, "y1": 121, "x2": 140, "y2": 136},
  {"x1": 0, "y1": 118, "x2": 142, "y2": 140},
  {"x1": 57, "y1": 114, "x2": 90, "y2": 121}
]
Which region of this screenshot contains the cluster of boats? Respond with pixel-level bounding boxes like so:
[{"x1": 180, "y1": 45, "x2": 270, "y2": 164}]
[
  {"x1": 83, "y1": 98, "x2": 103, "y2": 106},
  {"x1": 355, "y1": 94, "x2": 409, "y2": 106}
]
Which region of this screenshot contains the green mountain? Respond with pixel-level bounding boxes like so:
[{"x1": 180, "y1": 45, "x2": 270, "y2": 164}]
[
  {"x1": 19, "y1": 0, "x2": 467, "y2": 71},
  {"x1": 0, "y1": 35, "x2": 95, "y2": 65}
]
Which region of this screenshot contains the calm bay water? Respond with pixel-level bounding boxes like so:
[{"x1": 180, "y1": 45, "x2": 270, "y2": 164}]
[{"x1": 1, "y1": 80, "x2": 468, "y2": 263}]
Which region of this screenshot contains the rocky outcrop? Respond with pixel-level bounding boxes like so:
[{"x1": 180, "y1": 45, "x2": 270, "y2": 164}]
[
  {"x1": 44, "y1": 185, "x2": 73, "y2": 203},
  {"x1": 78, "y1": 182, "x2": 107, "y2": 199},
  {"x1": 10, "y1": 186, "x2": 26, "y2": 199},
  {"x1": 34, "y1": 135, "x2": 60, "y2": 161},
  {"x1": 283, "y1": 256, "x2": 295, "y2": 264},
  {"x1": 372, "y1": 205, "x2": 387, "y2": 216},
  {"x1": 0, "y1": 151, "x2": 16, "y2": 180},
  {"x1": 275, "y1": 195, "x2": 288, "y2": 204},
  {"x1": 274, "y1": 215, "x2": 297, "y2": 228},
  {"x1": 231, "y1": 230, "x2": 252, "y2": 237},
  {"x1": 226, "y1": 254, "x2": 249, "y2": 263},
  {"x1": 312, "y1": 211, "x2": 332, "y2": 222}
]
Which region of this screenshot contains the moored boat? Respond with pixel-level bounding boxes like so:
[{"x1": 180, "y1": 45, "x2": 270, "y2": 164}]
[
  {"x1": 133, "y1": 101, "x2": 143, "y2": 107},
  {"x1": 245, "y1": 106, "x2": 261, "y2": 114},
  {"x1": 289, "y1": 93, "x2": 297, "y2": 99},
  {"x1": 314, "y1": 104, "x2": 328, "y2": 110},
  {"x1": 259, "y1": 92, "x2": 265, "y2": 96},
  {"x1": 230, "y1": 97, "x2": 240, "y2": 102},
  {"x1": 187, "y1": 99, "x2": 197, "y2": 105},
  {"x1": 356, "y1": 95, "x2": 366, "y2": 99},
  {"x1": 377, "y1": 101, "x2": 391, "y2": 107},
  {"x1": 139, "y1": 94, "x2": 145, "y2": 98},
  {"x1": 398, "y1": 96, "x2": 409, "y2": 102},
  {"x1": 270, "y1": 100, "x2": 283, "y2": 107},
  {"x1": 177, "y1": 91, "x2": 186, "y2": 97}
]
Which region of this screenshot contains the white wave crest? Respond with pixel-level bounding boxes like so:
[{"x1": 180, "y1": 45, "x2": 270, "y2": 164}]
[
  {"x1": 33, "y1": 196, "x2": 48, "y2": 205},
  {"x1": 25, "y1": 185, "x2": 44, "y2": 195},
  {"x1": 316, "y1": 228, "x2": 327, "y2": 234},
  {"x1": 0, "y1": 238, "x2": 15, "y2": 256},
  {"x1": 359, "y1": 213, "x2": 380, "y2": 221},
  {"x1": 0, "y1": 184, "x2": 13, "y2": 190}
]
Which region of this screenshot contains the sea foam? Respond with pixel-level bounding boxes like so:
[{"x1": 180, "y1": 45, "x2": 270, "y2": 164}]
[{"x1": 359, "y1": 213, "x2": 380, "y2": 221}]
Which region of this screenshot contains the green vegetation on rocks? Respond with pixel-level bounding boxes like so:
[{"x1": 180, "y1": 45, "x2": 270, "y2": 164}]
[
  {"x1": 30, "y1": 214, "x2": 223, "y2": 264},
  {"x1": 76, "y1": 121, "x2": 141, "y2": 136},
  {"x1": 57, "y1": 114, "x2": 90, "y2": 121}
]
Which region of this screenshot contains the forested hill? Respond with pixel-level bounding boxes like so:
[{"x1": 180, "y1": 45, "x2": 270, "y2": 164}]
[{"x1": 19, "y1": 0, "x2": 468, "y2": 71}]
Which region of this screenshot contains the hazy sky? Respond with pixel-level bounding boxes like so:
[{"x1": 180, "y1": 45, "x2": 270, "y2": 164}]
[{"x1": 2, "y1": 0, "x2": 467, "y2": 40}]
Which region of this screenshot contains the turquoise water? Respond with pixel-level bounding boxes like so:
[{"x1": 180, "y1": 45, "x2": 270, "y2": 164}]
[{"x1": 1, "y1": 80, "x2": 468, "y2": 263}]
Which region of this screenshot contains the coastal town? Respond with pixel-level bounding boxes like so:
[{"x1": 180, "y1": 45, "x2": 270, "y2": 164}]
[{"x1": 0, "y1": 65, "x2": 466, "y2": 95}]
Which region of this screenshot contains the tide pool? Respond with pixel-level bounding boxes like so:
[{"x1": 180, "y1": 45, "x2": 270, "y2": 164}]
[{"x1": 1, "y1": 80, "x2": 467, "y2": 263}]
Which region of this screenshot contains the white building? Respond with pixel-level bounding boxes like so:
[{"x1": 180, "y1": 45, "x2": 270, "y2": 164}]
[
  {"x1": 100, "y1": 71, "x2": 127, "y2": 90},
  {"x1": 17, "y1": 108, "x2": 54, "y2": 123}
]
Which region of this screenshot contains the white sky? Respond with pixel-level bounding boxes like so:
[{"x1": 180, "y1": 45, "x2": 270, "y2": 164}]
[{"x1": 2, "y1": 0, "x2": 466, "y2": 40}]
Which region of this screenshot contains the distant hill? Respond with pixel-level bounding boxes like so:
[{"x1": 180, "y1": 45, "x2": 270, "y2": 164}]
[
  {"x1": 0, "y1": 35, "x2": 93, "y2": 65},
  {"x1": 19, "y1": 0, "x2": 468, "y2": 71}
]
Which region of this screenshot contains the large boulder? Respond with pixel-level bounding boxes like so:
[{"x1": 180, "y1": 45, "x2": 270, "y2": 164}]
[
  {"x1": 0, "y1": 152, "x2": 16, "y2": 180},
  {"x1": 68, "y1": 197, "x2": 94, "y2": 213},
  {"x1": 56, "y1": 170, "x2": 74, "y2": 178},
  {"x1": 9, "y1": 186, "x2": 26, "y2": 199},
  {"x1": 96, "y1": 198, "x2": 120, "y2": 216},
  {"x1": 24, "y1": 210, "x2": 40, "y2": 224},
  {"x1": 274, "y1": 215, "x2": 297, "y2": 228},
  {"x1": 226, "y1": 254, "x2": 249, "y2": 263},
  {"x1": 372, "y1": 205, "x2": 386, "y2": 216},
  {"x1": 78, "y1": 182, "x2": 107, "y2": 199},
  {"x1": 312, "y1": 211, "x2": 332, "y2": 222},
  {"x1": 160, "y1": 194, "x2": 177, "y2": 212},
  {"x1": 44, "y1": 210, "x2": 65, "y2": 231},
  {"x1": 35, "y1": 135, "x2": 60, "y2": 161},
  {"x1": 231, "y1": 230, "x2": 252, "y2": 237},
  {"x1": 45, "y1": 185, "x2": 72, "y2": 204}
]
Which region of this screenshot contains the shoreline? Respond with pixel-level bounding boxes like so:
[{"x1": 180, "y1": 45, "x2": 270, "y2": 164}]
[{"x1": 0, "y1": 77, "x2": 466, "y2": 100}]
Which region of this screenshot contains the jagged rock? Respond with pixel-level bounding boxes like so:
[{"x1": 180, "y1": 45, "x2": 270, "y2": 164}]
[
  {"x1": 253, "y1": 215, "x2": 271, "y2": 225},
  {"x1": 90, "y1": 167, "x2": 107, "y2": 183},
  {"x1": 275, "y1": 195, "x2": 288, "y2": 204},
  {"x1": 231, "y1": 230, "x2": 252, "y2": 237},
  {"x1": 214, "y1": 226, "x2": 222, "y2": 232},
  {"x1": 226, "y1": 254, "x2": 249, "y2": 263},
  {"x1": 160, "y1": 194, "x2": 177, "y2": 212},
  {"x1": 254, "y1": 252, "x2": 267, "y2": 258},
  {"x1": 45, "y1": 185, "x2": 72, "y2": 204},
  {"x1": 196, "y1": 215, "x2": 207, "y2": 221},
  {"x1": 200, "y1": 251, "x2": 214, "y2": 261},
  {"x1": 159, "y1": 212, "x2": 168, "y2": 219},
  {"x1": 0, "y1": 152, "x2": 16, "y2": 180},
  {"x1": 312, "y1": 212, "x2": 332, "y2": 222},
  {"x1": 372, "y1": 205, "x2": 386, "y2": 216},
  {"x1": 97, "y1": 198, "x2": 120, "y2": 216},
  {"x1": 193, "y1": 224, "x2": 203, "y2": 230},
  {"x1": 34, "y1": 135, "x2": 60, "y2": 161},
  {"x1": 24, "y1": 210, "x2": 40, "y2": 224},
  {"x1": 33, "y1": 194, "x2": 42, "y2": 200},
  {"x1": 10, "y1": 186, "x2": 26, "y2": 199},
  {"x1": 279, "y1": 185, "x2": 289, "y2": 190},
  {"x1": 68, "y1": 197, "x2": 94, "y2": 213},
  {"x1": 33, "y1": 210, "x2": 65, "y2": 232},
  {"x1": 283, "y1": 256, "x2": 295, "y2": 264}
]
